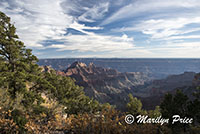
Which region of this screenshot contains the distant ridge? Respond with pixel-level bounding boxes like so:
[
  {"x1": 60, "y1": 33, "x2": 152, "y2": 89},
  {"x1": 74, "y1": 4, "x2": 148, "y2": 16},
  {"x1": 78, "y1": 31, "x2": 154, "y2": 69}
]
[
  {"x1": 38, "y1": 58, "x2": 200, "y2": 79},
  {"x1": 56, "y1": 61, "x2": 198, "y2": 110}
]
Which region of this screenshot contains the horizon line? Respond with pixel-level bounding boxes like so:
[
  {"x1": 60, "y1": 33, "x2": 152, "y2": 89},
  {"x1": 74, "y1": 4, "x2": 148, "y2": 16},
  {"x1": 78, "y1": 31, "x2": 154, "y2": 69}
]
[{"x1": 38, "y1": 57, "x2": 200, "y2": 60}]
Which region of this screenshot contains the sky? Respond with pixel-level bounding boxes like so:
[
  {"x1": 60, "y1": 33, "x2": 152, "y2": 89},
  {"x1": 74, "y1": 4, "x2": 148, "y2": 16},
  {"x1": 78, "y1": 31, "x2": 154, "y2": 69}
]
[{"x1": 1, "y1": 0, "x2": 200, "y2": 58}]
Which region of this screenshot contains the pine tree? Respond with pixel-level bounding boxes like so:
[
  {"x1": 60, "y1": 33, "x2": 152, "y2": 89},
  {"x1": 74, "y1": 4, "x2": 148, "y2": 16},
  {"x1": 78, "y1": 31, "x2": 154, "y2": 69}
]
[
  {"x1": 160, "y1": 90, "x2": 189, "y2": 133},
  {"x1": 0, "y1": 11, "x2": 103, "y2": 115},
  {"x1": 0, "y1": 11, "x2": 52, "y2": 109},
  {"x1": 126, "y1": 94, "x2": 143, "y2": 115},
  {"x1": 44, "y1": 70, "x2": 102, "y2": 114}
]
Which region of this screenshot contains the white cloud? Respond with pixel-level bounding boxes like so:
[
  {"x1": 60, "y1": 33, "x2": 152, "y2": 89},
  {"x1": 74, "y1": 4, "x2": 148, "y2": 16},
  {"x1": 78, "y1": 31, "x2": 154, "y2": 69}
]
[
  {"x1": 135, "y1": 17, "x2": 200, "y2": 39},
  {"x1": 0, "y1": 0, "x2": 73, "y2": 48},
  {"x1": 146, "y1": 42, "x2": 200, "y2": 58},
  {"x1": 78, "y1": 2, "x2": 109, "y2": 22},
  {"x1": 49, "y1": 33, "x2": 134, "y2": 52},
  {"x1": 1, "y1": 0, "x2": 200, "y2": 58},
  {"x1": 102, "y1": 0, "x2": 200, "y2": 25},
  {"x1": 0, "y1": 0, "x2": 136, "y2": 56},
  {"x1": 59, "y1": 47, "x2": 152, "y2": 58},
  {"x1": 113, "y1": 17, "x2": 200, "y2": 40},
  {"x1": 69, "y1": 21, "x2": 103, "y2": 35},
  {"x1": 166, "y1": 35, "x2": 200, "y2": 40}
]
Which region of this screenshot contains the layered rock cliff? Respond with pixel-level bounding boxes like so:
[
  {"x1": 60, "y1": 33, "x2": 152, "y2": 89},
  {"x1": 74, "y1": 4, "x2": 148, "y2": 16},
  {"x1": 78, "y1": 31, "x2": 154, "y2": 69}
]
[
  {"x1": 57, "y1": 61, "x2": 151, "y2": 110},
  {"x1": 133, "y1": 72, "x2": 196, "y2": 109},
  {"x1": 56, "y1": 61, "x2": 198, "y2": 110}
]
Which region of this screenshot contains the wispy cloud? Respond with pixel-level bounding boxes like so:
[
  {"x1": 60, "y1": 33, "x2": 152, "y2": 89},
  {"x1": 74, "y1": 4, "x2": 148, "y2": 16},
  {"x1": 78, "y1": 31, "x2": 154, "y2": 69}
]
[
  {"x1": 49, "y1": 30, "x2": 134, "y2": 52},
  {"x1": 69, "y1": 21, "x2": 103, "y2": 35},
  {"x1": 145, "y1": 41, "x2": 200, "y2": 58},
  {"x1": 78, "y1": 2, "x2": 109, "y2": 22},
  {"x1": 102, "y1": 0, "x2": 200, "y2": 25},
  {"x1": 1, "y1": 0, "x2": 200, "y2": 58},
  {"x1": 0, "y1": 0, "x2": 73, "y2": 48},
  {"x1": 114, "y1": 17, "x2": 200, "y2": 40}
]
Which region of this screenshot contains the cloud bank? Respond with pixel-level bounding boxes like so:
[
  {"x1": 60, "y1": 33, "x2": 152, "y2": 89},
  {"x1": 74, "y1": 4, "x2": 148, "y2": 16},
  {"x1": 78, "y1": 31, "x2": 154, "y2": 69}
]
[{"x1": 0, "y1": 0, "x2": 200, "y2": 58}]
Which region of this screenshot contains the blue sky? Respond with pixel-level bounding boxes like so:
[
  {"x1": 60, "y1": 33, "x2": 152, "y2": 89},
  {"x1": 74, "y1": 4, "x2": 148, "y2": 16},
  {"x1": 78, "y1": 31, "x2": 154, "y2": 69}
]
[{"x1": 1, "y1": 0, "x2": 200, "y2": 58}]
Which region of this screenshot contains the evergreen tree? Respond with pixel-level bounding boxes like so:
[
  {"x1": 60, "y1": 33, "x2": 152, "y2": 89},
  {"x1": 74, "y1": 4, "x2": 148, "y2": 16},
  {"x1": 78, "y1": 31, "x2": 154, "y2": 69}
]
[
  {"x1": 0, "y1": 11, "x2": 101, "y2": 115},
  {"x1": 160, "y1": 90, "x2": 189, "y2": 133},
  {"x1": 187, "y1": 86, "x2": 200, "y2": 124},
  {"x1": 126, "y1": 94, "x2": 143, "y2": 115},
  {"x1": 0, "y1": 11, "x2": 52, "y2": 110},
  {"x1": 44, "y1": 70, "x2": 102, "y2": 114},
  {"x1": 148, "y1": 106, "x2": 161, "y2": 118}
]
